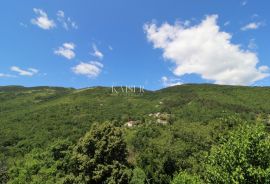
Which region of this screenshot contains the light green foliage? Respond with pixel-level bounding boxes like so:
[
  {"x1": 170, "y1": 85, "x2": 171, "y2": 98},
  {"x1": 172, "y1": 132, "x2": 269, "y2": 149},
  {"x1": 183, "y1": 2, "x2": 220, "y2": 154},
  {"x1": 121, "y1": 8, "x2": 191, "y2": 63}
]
[
  {"x1": 205, "y1": 124, "x2": 270, "y2": 184},
  {"x1": 171, "y1": 172, "x2": 202, "y2": 184},
  {"x1": 66, "y1": 122, "x2": 131, "y2": 184},
  {"x1": 8, "y1": 148, "x2": 59, "y2": 184},
  {"x1": 7, "y1": 140, "x2": 72, "y2": 184},
  {"x1": 130, "y1": 167, "x2": 146, "y2": 184}
]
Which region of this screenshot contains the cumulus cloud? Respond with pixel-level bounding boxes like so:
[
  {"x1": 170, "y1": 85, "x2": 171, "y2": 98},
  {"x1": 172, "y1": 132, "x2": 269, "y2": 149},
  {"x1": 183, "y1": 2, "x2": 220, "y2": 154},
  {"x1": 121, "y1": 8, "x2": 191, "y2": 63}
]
[
  {"x1": 72, "y1": 61, "x2": 103, "y2": 78},
  {"x1": 241, "y1": 22, "x2": 263, "y2": 31},
  {"x1": 91, "y1": 44, "x2": 104, "y2": 60},
  {"x1": 259, "y1": 66, "x2": 269, "y2": 72},
  {"x1": 57, "y1": 10, "x2": 78, "y2": 30},
  {"x1": 161, "y1": 76, "x2": 182, "y2": 87},
  {"x1": 54, "y1": 42, "x2": 76, "y2": 60},
  {"x1": 144, "y1": 15, "x2": 269, "y2": 85},
  {"x1": 31, "y1": 8, "x2": 55, "y2": 30},
  {"x1": 10, "y1": 66, "x2": 39, "y2": 76}
]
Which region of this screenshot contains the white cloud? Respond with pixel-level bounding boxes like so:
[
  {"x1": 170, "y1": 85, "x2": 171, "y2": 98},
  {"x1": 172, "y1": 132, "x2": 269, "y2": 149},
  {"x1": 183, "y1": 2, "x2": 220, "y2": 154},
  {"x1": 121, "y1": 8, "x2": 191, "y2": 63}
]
[
  {"x1": 144, "y1": 15, "x2": 269, "y2": 86},
  {"x1": 0, "y1": 73, "x2": 15, "y2": 78},
  {"x1": 259, "y1": 66, "x2": 269, "y2": 72},
  {"x1": 57, "y1": 10, "x2": 65, "y2": 18},
  {"x1": 72, "y1": 61, "x2": 103, "y2": 78},
  {"x1": 109, "y1": 46, "x2": 113, "y2": 51},
  {"x1": 57, "y1": 10, "x2": 78, "y2": 30},
  {"x1": 31, "y1": 8, "x2": 55, "y2": 30},
  {"x1": 63, "y1": 42, "x2": 75, "y2": 50},
  {"x1": 242, "y1": 1, "x2": 247, "y2": 6},
  {"x1": 19, "y1": 22, "x2": 27, "y2": 28},
  {"x1": 252, "y1": 14, "x2": 259, "y2": 19},
  {"x1": 10, "y1": 66, "x2": 38, "y2": 76},
  {"x1": 183, "y1": 20, "x2": 191, "y2": 27},
  {"x1": 28, "y1": 68, "x2": 39, "y2": 73},
  {"x1": 91, "y1": 44, "x2": 104, "y2": 60},
  {"x1": 241, "y1": 22, "x2": 262, "y2": 31},
  {"x1": 54, "y1": 42, "x2": 76, "y2": 60},
  {"x1": 161, "y1": 76, "x2": 182, "y2": 87},
  {"x1": 224, "y1": 21, "x2": 230, "y2": 26},
  {"x1": 248, "y1": 39, "x2": 257, "y2": 50},
  {"x1": 70, "y1": 18, "x2": 78, "y2": 29}
]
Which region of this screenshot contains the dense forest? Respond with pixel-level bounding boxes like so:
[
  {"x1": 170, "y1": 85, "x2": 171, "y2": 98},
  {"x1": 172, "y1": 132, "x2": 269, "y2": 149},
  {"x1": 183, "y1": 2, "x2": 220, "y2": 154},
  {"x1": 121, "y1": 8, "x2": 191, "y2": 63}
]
[{"x1": 1, "y1": 84, "x2": 270, "y2": 183}]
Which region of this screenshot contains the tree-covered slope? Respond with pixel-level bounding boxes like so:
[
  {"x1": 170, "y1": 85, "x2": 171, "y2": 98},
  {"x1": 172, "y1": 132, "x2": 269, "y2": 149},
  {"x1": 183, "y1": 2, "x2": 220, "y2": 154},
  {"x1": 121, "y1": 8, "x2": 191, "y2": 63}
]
[
  {"x1": 1, "y1": 84, "x2": 270, "y2": 183},
  {"x1": 1, "y1": 84, "x2": 270, "y2": 156}
]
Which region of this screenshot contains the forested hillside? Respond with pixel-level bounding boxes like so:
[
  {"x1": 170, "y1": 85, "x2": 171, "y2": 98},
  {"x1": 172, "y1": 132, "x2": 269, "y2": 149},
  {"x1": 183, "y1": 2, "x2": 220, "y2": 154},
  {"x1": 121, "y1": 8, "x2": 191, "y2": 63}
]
[{"x1": 1, "y1": 84, "x2": 270, "y2": 183}]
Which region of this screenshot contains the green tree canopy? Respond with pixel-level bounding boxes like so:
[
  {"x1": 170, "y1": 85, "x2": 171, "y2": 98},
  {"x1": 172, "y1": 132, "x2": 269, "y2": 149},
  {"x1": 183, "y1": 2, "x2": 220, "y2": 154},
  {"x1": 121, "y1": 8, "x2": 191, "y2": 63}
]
[
  {"x1": 7, "y1": 140, "x2": 72, "y2": 184},
  {"x1": 171, "y1": 171, "x2": 202, "y2": 184},
  {"x1": 130, "y1": 167, "x2": 146, "y2": 184},
  {"x1": 205, "y1": 123, "x2": 270, "y2": 184},
  {"x1": 66, "y1": 122, "x2": 131, "y2": 184}
]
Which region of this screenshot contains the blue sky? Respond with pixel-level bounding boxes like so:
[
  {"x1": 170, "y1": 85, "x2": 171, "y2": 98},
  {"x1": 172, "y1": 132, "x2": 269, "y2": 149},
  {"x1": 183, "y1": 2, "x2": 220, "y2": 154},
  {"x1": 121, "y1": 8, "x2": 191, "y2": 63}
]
[{"x1": 0, "y1": 0, "x2": 269, "y2": 90}]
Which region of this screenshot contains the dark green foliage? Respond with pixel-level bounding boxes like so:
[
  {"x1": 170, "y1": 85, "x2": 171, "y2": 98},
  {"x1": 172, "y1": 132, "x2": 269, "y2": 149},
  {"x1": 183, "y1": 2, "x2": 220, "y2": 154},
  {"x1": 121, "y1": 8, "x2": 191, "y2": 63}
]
[
  {"x1": 204, "y1": 124, "x2": 270, "y2": 184},
  {"x1": 66, "y1": 123, "x2": 131, "y2": 184},
  {"x1": 0, "y1": 157, "x2": 8, "y2": 184},
  {"x1": 127, "y1": 121, "x2": 217, "y2": 183}
]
